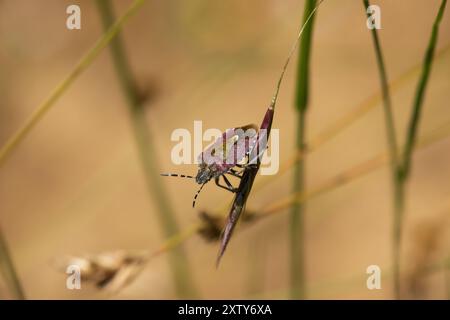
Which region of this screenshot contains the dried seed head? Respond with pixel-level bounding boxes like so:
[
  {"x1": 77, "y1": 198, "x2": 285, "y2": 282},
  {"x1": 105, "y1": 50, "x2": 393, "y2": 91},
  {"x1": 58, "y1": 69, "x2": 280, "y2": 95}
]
[
  {"x1": 197, "y1": 209, "x2": 260, "y2": 244},
  {"x1": 55, "y1": 250, "x2": 148, "y2": 293},
  {"x1": 135, "y1": 76, "x2": 160, "y2": 108},
  {"x1": 197, "y1": 211, "x2": 224, "y2": 242},
  {"x1": 405, "y1": 212, "x2": 449, "y2": 298},
  {"x1": 241, "y1": 210, "x2": 259, "y2": 224}
]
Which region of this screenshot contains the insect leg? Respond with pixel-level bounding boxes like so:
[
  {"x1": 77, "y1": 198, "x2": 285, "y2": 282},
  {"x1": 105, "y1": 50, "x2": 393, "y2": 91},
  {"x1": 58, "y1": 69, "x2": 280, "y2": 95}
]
[
  {"x1": 214, "y1": 176, "x2": 238, "y2": 193},
  {"x1": 228, "y1": 168, "x2": 244, "y2": 178},
  {"x1": 236, "y1": 161, "x2": 258, "y2": 170},
  {"x1": 222, "y1": 175, "x2": 239, "y2": 192}
]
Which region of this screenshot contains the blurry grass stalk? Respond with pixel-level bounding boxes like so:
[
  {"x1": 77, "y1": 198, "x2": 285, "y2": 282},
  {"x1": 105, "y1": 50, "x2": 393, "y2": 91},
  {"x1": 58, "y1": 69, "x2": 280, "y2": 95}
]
[
  {"x1": 246, "y1": 240, "x2": 266, "y2": 296},
  {"x1": 0, "y1": 0, "x2": 147, "y2": 301},
  {"x1": 0, "y1": 0, "x2": 147, "y2": 169},
  {"x1": 446, "y1": 258, "x2": 450, "y2": 299},
  {"x1": 95, "y1": 0, "x2": 197, "y2": 298},
  {"x1": 363, "y1": 0, "x2": 401, "y2": 298},
  {"x1": 396, "y1": 0, "x2": 447, "y2": 298},
  {"x1": 290, "y1": 0, "x2": 317, "y2": 299},
  {"x1": 364, "y1": 0, "x2": 447, "y2": 298},
  {"x1": 0, "y1": 226, "x2": 25, "y2": 299}
]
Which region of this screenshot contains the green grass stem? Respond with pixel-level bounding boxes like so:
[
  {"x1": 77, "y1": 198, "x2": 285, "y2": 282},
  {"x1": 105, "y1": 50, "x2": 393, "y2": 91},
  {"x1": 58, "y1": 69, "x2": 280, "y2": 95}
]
[
  {"x1": 290, "y1": 0, "x2": 317, "y2": 300},
  {"x1": 364, "y1": 0, "x2": 447, "y2": 298},
  {"x1": 0, "y1": 0, "x2": 147, "y2": 169},
  {"x1": 0, "y1": 226, "x2": 25, "y2": 299},
  {"x1": 95, "y1": 0, "x2": 198, "y2": 298}
]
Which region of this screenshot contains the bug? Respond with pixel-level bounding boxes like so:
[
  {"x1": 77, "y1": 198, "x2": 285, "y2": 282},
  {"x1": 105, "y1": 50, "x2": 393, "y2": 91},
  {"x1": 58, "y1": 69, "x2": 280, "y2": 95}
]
[
  {"x1": 162, "y1": 0, "x2": 324, "y2": 265},
  {"x1": 161, "y1": 124, "x2": 261, "y2": 208},
  {"x1": 215, "y1": 0, "x2": 324, "y2": 265}
]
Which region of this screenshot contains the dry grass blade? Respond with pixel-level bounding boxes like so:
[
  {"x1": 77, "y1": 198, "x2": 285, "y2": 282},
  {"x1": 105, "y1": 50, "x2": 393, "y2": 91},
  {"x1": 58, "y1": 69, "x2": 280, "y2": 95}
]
[
  {"x1": 0, "y1": 0, "x2": 147, "y2": 169},
  {"x1": 0, "y1": 226, "x2": 25, "y2": 299}
]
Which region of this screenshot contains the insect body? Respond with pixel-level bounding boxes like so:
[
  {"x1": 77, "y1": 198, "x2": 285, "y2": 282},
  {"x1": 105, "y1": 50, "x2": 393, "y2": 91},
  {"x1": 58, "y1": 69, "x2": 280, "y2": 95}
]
[
  {"x1": 162, "y1": 0, "x2": 324, "y2": 266},
  {"x1": 215, "y1": 0, "x2": 324, "y2": 265},
  {"x1": 161, "y1": 124, "x2": 258, "y2": 207}
]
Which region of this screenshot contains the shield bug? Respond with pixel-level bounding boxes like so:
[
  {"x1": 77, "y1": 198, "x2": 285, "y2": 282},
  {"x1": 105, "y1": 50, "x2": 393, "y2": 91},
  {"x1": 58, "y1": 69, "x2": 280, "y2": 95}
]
[
  {"x1": 162, "y1": 0, "x2": 323, "y2": 265},
  {"x1": 161, "y1": 124, "x2": 259, "y2": 208},
  {"x1": 215, "y1": 1, "x2": 324, "y2": 265}
]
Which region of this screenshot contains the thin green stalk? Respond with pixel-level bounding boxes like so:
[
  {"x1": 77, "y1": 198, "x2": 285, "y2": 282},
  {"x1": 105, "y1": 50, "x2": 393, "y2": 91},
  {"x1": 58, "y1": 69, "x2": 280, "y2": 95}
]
[
  {"x1": 391, "y1": 179, "x2": 404, "y2": 299},
  {"x1": 363, "y1": 0, "x2": 402, "y2": 299},
  {"x1": 290, "y1": 0, "x2": 317, "y2": 300},
  {"x1": 0, "y1": 0, "x2": 147, "y2": 169},
  {"x1": 446, "y1": 258, "x2": 450, "y2": 299},
  {"x1": 397, "y1": 0, "x2": 446, "y2": 297},
  {"x1": 400, "y1": 0, "x2": 447, "y2": 178},
  {"x1": 95, "y1": 0, "x2": 197, "y2": 298},
  {"x1": 363, "y1": 0, "x2": 399, "y2": 165},
  {"x1": 0, "y1": 226, "x2": 25, "y2": 299},
  {"x1": 364, "y1": 0, "x2": 447, "y2": 299}
]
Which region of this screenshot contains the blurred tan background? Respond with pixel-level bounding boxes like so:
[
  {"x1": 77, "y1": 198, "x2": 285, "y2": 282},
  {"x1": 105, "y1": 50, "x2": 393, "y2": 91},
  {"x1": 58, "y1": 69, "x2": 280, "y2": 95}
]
[{"x1": 0, "y1": 0, "x2": 449, "y2": 299}]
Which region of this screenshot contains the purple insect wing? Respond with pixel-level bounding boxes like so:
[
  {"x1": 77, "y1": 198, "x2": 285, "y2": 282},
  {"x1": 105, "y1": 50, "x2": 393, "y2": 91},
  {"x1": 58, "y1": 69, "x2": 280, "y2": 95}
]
[
  {"x1": 199, "y1": 126, "x2": 258, "y2": 166},
  {"x1": 234, "y1": 128, "x2": 258, "y2": 164},
  {"x1": 215, "y1": 0, "x2": 321, "y2": 265},
  {"x1": 216, "y1": 108, "x2": 275, "y2": 266},
  {"x1": 198, "y1": 129, "x2": 228, "y2": 165},
  {"x1": 248, "y1": 105, "x2": 274, "y2": 165}
]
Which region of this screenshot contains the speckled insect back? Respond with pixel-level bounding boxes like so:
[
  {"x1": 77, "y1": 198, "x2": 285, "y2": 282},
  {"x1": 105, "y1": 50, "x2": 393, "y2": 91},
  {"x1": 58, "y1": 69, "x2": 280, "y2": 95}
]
[{"x1": 161, "y1": 124, "x2": 259, "y2": 208}]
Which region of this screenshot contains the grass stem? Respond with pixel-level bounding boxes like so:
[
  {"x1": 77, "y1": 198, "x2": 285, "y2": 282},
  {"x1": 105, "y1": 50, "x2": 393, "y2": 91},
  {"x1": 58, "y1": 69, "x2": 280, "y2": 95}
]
[
  {"x1": 290, "y1": 0, "x2": 317, "y2": 299},
  {"x1": 400, "y1": 0, "x2": 447, "y2": 178},
  {"x1": 95, "y1": 0, "x2": 198, "y2": 298},
  {"x1": 0, "y1": 0, "x2": 147, "y2": 169},
  {"x1": 0, "y1": 226, "x2": 25, "y2": 299},
  {"x1": 364, "y1": 0, "x2": 446, "y2": 298},
  {"x1": 363, "y1": 0, "x2": 402, "y2": 299}
]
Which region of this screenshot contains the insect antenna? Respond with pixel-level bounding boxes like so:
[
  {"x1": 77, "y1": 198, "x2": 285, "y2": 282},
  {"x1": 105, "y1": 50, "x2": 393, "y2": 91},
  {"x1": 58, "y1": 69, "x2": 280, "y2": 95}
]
[
  {"x1": 160, "y1": 173, "x2": 195, "y2": 179},
  {"x1": 192, "y1": 182, "x2": 207, "y2": 208}
]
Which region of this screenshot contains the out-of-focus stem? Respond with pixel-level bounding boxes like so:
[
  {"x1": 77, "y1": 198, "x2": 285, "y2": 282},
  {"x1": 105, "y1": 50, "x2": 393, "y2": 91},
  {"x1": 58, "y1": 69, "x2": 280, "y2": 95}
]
[
  {"x1": 363, "y1": 0, "x2": 402, "y2": 299},
  {"x1": 0, "y1": 0, "x2": 147, "y2": 169},
  {"x1": 364, "y1": 0, "x2": 446, "y2": 298},
  {"x1": 95, "y1": 0, "x2": 198, "y2": 298},
  {"x1": 0, "y1": 226, "x2": 25, "y2": 299},
  {"x1": 290, "y1": 0, "x2": 317, "y2": 300}
]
